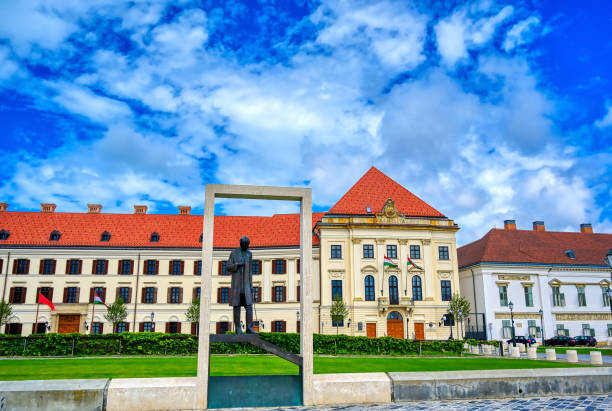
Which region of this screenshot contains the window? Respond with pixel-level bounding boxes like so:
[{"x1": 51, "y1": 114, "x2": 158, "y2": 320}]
[
  {"x1": 14, "y1": 259, "x2": 29, "y2": 274},
  {"x1": 171, "y1": 260, "x2": 183, "y2": 275},
  {"x1": 363, "y1": 244, "x2": 374, "y2": 259},
  {"x1": 499, "y1": 285, "x2": 508, "y2": 306},
  {"x1": 608, "y1": 324, "x2": 612, "y2": 337},
  {"x1": 41, "y1": 259, "x2": 55, "y2": 275},
  {"x1": 272, "y1": 259, "x2": 286, "y2": 274},
  {"x1": 194, "y1": 287, "x2": 201, "y2": 301},
  {"x1": 273, "y1": 320, "x2": 286, "y2": 333},
  {"x1": 168, "y1": 322, "x2": 179, "y2": 333},
  {"x1": 67, "y1": 259, "x2": 81, "y2": 275},
  {"x1": 10, "y1": 287, "x2": 26, "y2": 303},
  {"x1": 552, "y1": 286, "x2": 565, "y2": 307},
  {"x1": 217, "y1": 321, "x2": 230, "y2": 334},
  {"x1": 604, "y1": 288, "x2": 611, "y2": 307},
  {"x1": 364, "y1": 275, "x2": 375, "y2": 301},
  {"x1": 441, "y1": 280, "x2": 452, "y2": 301},
  {"x1": 252, "y1": 286, "x2": 261, "y2": 303},
  {"x1": 49, "y1": 230, "x2": 61, "y2": 241},
  {"x1": 92, "y1": 322, "x2": 103, "y2": 335},
  {"x1": 150, "y1": 232, "x2": 160, "y2": 242},
  {"x1": 119, "y1": 260, "x2": 133, "y2": 275},
  {"x1": 142, "y1": 322, "x2": 154, "y2": 332},
  {"x1": 330, "y1": 245, "x2": 342, "y2": 259},
  {"x1": 0, "y1": 229, "x2": 10, "y2": 240},
  {"x1": 6, "y1": 323, "x2": 22, "y2": 335},
  {"x1": 438, "y1": 246, "x2": 450, "y2": 260},
  {"x1": 389, "y1": 275, "x2": 399, "y2": 305},
  {"x1": 274, "y1": 286, "x2": 285, "y2": 302},
  {"x1": 251, "y1": 260, "x2": 261, "y2": 275},
  {"x1": 412, "y1": 276, "x2": 422, "y2": 301},
  {"x1": 91, "y1": 287, "x2": 105, "y2": 303},
  {"x1": 219, "y1": 261, "x2": 229, "y2": 276},
  {"x1": 556, "y1": 324, "x2": 569, "y2": 337},
  {"x1": 93, "y1": 259, "x2": 108, "y2": 275},
  {"x1": 170, "y1": 287, "x2": 181, "y2": 303},
  {"x1": 528, "y1": 320, "x2": 540, "y2": 337},
  {"x1": 410, "y1": 245, "x2": 421, "y2": 260},
  {"x1": 386, "y1": 245, "x2": 397, "y2": 259},
  {"x1": 502, "y1": 320, "x2": 512, "y2": 338},
  {"x1": 100, "y1": 231, "x2": 111, "y2": 242},
  {"x1": 219, "y1": 287, "x2": 230, "y2": 303},
  {"x1": 145, "y1": 260, "x2": 158, "y2": 275},
  {"x1": 199, "y1": 233, "x2": 203, "y2": 243},
  {"x1": 116, "y1": 322, "x2": 128, "y2": 333},
  {"x1": 524, "y1": 285, "x2": 533, "y2": 307},
  {"x1": 143, "y1": 287, "x2": 156, "y2": 303},
  {"x1": 66, "y1": 287, "x2": 78, "y2": 303},
  {"x1": 331, "y1": 280, "x2": 342, "y2": 301},
  {"x1": 577, "y1": 286, "x2": 587, "y2": 307},
  {"x1": 195, "y1": 260, "x2": 202, "y2": 276},
  {"x1": 119, "y1": 287, "x2": 130, "y2": 303},
  {"x1": 39, "y1": 287, "x2": 52, "y2": 300},
  {"x1": 582, "y1": 323, "x2": 594, "y2": 337}
]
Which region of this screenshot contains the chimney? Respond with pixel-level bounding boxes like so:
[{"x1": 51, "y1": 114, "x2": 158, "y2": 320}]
[
  {"x1": 178, "y1": 206, "x2": 191, "y2": 215},
  {"x1": 41, "y1": 203, "x2": 57, "y2": 213},
  {"x1": 580, "y1": 223, "x2": 593, "y2": 233},
  {"x1": 134, "y1": 205, "x2": 148, "y2": 215},
  {"x1": 0, "y1": 202, "x2": 7, "y2": 212},
  {"x1": 504, "y1": 219, "x2": 516, "y2": 230},
  {"x1": 532, "y1": 221, "x2": 545, "y2": 231},
  {"x1": 88, "y1": 204, "x2": 102, "y2": 214}
]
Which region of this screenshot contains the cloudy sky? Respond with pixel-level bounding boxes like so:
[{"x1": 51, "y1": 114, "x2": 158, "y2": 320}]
[{"x1": 0, "y1": 0, "x2": 610, "y2": 245}]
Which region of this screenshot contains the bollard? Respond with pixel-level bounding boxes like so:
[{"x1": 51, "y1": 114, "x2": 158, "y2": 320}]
[
  {"x1": 471, "y1": 345, "x2": 480, "y2": 355},
  {"x1": 511, "y1": 346, "x2": 521, "y2": 358},
  {"x1": 518, "y1": 343, "x2": 526, "y2": 353},
  {"x1": 566, "y1": 349, "x2": 578, "y2": 363},
  {"x1": 527, "y1": 347, "x2": 537, "y2": 359},
  {"x1": 545, "y1": 348, "x2": 556, "y2": 361},
  {"x1": 590, "y1": 351, "x2": 603, "y2": 365},
  {"x1": 482, "y1": 345, "x2": 490, "y2": 355}
]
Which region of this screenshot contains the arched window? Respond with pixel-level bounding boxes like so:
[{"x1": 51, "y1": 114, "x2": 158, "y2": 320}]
[
  {"x1": 0, "y1": 230, "x2": 10, "y2": 240},
  {"x1": 387, "y1": 311, "x2": 402, "y2": 320},
  {"x1": 364, "y1": 275, "x2": 375, "y2": 301},
  {"x1": 100, "y1": 231, "x2": 111, "y2": 242},
  {"x1": 49, "y1": 230, "x2": 61, "y2": 241},
  {"x1": 389, "y1": 275, "x2": 399, "y2": 305},
  {"x1": 412, "y1": 275, "x2": 423, "y2": 301},
  {"x1": 150, "y1": 232, "x2": 160, "y2": 242}
]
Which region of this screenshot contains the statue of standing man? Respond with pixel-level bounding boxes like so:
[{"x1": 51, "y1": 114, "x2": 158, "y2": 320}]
[{"x1": 227, "y1": 236, "x2": 257, "y2": 334}]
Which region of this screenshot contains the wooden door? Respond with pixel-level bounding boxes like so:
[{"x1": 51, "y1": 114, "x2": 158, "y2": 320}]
[
  {"x1": 414, "y1": 322, "x2": 425, "y2": 340},
  {"x1": 58, "y1": 315, "x2": 80, "y2": 334},
  {"x1": 366, "y1": 323, "x2": 377, "y2": 338},
  {"x1": 387, "y1": 320, "x2": 404, "y2": 339}
]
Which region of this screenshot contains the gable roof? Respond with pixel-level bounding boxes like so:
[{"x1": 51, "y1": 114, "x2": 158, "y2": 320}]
[
  {"x1": 0, "y1": 212, "x2": 326, "y2": 249},
  {"x1": 458, "y1": 228, "x2": 612, "y2": 268},
  {"x1": 327, "y1": 167, "x2": 445, "y2": 217}
]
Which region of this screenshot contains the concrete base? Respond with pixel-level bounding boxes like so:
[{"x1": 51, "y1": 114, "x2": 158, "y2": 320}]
[
  {"x1": 0, "y1": 379, "x2": 107, "y2": 411},
  {"x1": 312, "y1": 373, "x2": 391, "y2": 405},
  {"x1": 527, "y1": 347, "x2": 537, "y2": 359},
  {"x1": 106, "y1": 378, "x2": 196, "y2": 411},
  {"x1": 590, "y1": 351, "x2": 603, "y2": 365},
  {"x1": 390, "y1": 368, "x2": 612, "y2": 401},
  {"x1": 546, "y1": 348, "x2": 556, "y2": 361},
  {"x1": 511, "y1": 347, "x2": 520, "y2": 358},
  {"x1": 567, "y1": 350, "x2": 578, "y2": 363}
]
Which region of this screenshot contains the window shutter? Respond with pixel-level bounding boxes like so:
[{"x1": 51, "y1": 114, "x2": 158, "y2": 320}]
[
  {"x1": 92, "y1": 260, "x2": 97, "y2": 274},
  {"x1": 180, "y1": 261, "x2": 184, "y2": 275},
  {"x1": 216, "y1": 322, "x2": 221, "y2": 334},
  {"x1": 228, "y1": 287, "x2": 232, "y2": 301},
  {"x1": 191, "y1": 322, "x2": 197, "y2": 335},
  {"x1": 217, "y1": 288, "x2": 221, "y2": 303},
  {"x1": 165, "y1": 322, "x2": 170, "y2": 333},
  {"x1": 271, "y1": 287, "x2": 276, "y2": 302},
  {"x1": 169, "y1": 261, "x2": 173, "y2": 274},
  {"x1": 297, "y1": 286, "x2": 300, "y2": 302},
  {"x1": 177, "y1": 322, "x2": 182, "y2": 334},
  {"x1": 36, "y1": 287, "x2": 41, "y2": 303},
  {"x1": 12, "y1": 261, "x2": 17, "y2": 274},
  {"x1": 141, "y1": 288, "x2": 146, "y2": 303},
  {"x1": 9, "y1": 287, "x2": 14, "y2": 303},
  {"x1": 78, "y1": 260, "x2": 83, "y2": 274},
  {"x1": 21, "y1": 288, "x2": 26, "y2": 303},
  {"x1": 52, "y1": 260, "x2": 56, "y2": 274},
  {"x1": 193, "y1": 261, "x2": 198, "y2": 275},
  {"x1": 218, "y1": 261, "x2": 223, "y2": 275},
  {"x1": 193, "y1": 287, "x2": 198, "y2": 301},
  {"x1": 282, "y1": 260, "x2": 286, "y2": 274},
  {"x1": 102, "y1": 287, "x2": 106, "y2": 301},
  {"x1": 179, "y1": 288, "x2": 183, "y2": 303},
  {"x1": 167, "y1": 288, "x2": 172, "y2": 303},
  {"x1": 282, "y1": 321, "x2": 286, "y2": 332},
  {"x1": 104, "y1": 260, "x2": 108, "y2": 274},
  {"x1": 66, "y1": 261, "x2": 71, "y2": 274},
  {"x1": 155, "y1": 261, "x2": 159, "y2": 274},
  {"x1": 297, "y1": 259, "x2": 300, "y2": 274},
  {"x1": 139, "y1": 322, "x2": 144, "y2": 332},
  {"x1": 153, "y1": 287, "x2": 158, "y2": 303},
  {"x1": 116, "y1": 287, "x2": 121, "y2": 302},
  {"x1": 90, "y1": 288, "x2": 95, "y2": 303},
  {"x1": 25, "y1": 260, "x2": 30, "y2": 273},
  {"x1": 127, "y1": 288, "x2": 132, "y2": 304},
  {"x1": 130, "y1": 260, "x2": 134, "y2": 274},
  {"x1": 63, "y1": 288, "x2": 68, "y2": 303},
  {"x1": 49, "y1": 287, "x2": 54, "y2": 302},
  {"x1": 99, "y1": 323, "x2": 103, "y2": 334},
  {"x1": 75, "y1": 287, "x2": 80, "y2": 303},
  {"x1": 272, "y1": 260, "x2": 277, "y2": 274},
  {"x1": 39, "y1": 261, "x2": 44, "y2": 274},
  {"x1": 283, "y1": 286, "x2": 286, "y2": 302}
]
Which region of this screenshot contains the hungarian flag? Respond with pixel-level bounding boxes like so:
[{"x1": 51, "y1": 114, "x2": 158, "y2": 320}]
[
  {"x1": 38, "y1": 293, "x2": 55, "y2": 310},
  {"x1": 94, "y1": 293, "x2": 108, "y2": 308},
  {"x1": 407, "y1": 256, "x2": 423, "y2": 270},
  {"x1": 383, "y1": 256, "x2": 398, "y2": 268}
]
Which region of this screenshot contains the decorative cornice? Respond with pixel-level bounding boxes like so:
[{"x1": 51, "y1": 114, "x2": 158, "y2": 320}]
[{"x1": 421, "y1": 239, "x2": 431, "y2": 246}]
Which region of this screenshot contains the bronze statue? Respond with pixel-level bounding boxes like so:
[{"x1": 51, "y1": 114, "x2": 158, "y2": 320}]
[{"x1": 227, "y1": 236, "x2": 257, "y2": 334}]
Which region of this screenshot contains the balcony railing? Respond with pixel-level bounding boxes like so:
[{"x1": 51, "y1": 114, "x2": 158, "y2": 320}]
[{"x1": 377, "y1": 297, "x2": 414, "y2": 312}]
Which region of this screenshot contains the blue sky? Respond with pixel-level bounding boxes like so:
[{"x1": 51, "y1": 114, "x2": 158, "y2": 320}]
[{"x1": 0, "y1": 0, "x2": 610, "y2": 245}]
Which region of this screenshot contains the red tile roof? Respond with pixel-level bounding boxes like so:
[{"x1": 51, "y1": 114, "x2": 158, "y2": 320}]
[
  {"x1": 328, "y1": 167, "x2": 445, "y2": 217},
  {"x1": 458, "y1": 228, "x2": 612, "y2": 268},
  {"x1": 0, "y1": 212, "x2": 326, "y2": 248}
]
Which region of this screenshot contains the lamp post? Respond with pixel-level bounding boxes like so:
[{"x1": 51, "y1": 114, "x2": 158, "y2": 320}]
[
  {"x1": 151, "y1": 312, "x2": 155, "y2": 331},
  {"x1": 458, "y1": 310, "x2": 464, "y2": 339},
  {"x1": 83, "y1": 321, "x2": 89, "y2": 332},
  {"x1": 509, "y1": 301, "x2": 516, "y2": 347},
  {"x1": 443, "y1": 314, "x2": 453, "y2": 340},
  {"x1": 539, "y1": 308, "x2": 545, "y2": 346},
  {"x1": 605, "y1": 248, "x2": 612, "y2": 315}
]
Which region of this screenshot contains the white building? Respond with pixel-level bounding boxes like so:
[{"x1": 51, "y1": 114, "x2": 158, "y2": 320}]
[{"x1": 458, "y1": 220, "x2": 612, "y2": 344}]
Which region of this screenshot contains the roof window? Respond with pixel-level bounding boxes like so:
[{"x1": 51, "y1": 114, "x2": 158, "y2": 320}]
[
  {"x1": 150, "y1": 232, "x2": 160, "y2": 242},
  {"x1": 0, "y1": 230, "x2": 9, "y2": 240},
  {"x1": 101, "y1": 231, "x2": 111, "y2": 242},
  {"x1": 366, "y1": 206, "x2": 372, "y2": 213},
  {"x1": 565, "y1": 250, "x2": 575, "y2": 259},
  {"x1": 199, "y1": 233, "x2": 203, "y2": 243},
  {"x1": 49, "y1": 230, "x2": 61, "y2": 241}
]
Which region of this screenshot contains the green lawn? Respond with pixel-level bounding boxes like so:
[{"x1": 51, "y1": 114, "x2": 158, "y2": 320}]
[
  {"x1": 536, "y1": 347, "x2": 612, "y2": 356},
  {"x1": 0, "y1": 355, "x2": 593, "y2": 381}
]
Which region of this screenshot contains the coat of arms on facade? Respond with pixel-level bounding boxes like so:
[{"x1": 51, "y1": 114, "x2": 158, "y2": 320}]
[{"x1": 376, "y1": 198, "x2": 405, "y2": 223}]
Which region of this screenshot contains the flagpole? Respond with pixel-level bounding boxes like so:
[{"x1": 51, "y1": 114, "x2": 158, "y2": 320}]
[
  {"x1": 91, "y1": 300, "x2": 95, "y2": 335},
  {"x1": 34, "y1": 296, "x2": 40, "y2": 334}
]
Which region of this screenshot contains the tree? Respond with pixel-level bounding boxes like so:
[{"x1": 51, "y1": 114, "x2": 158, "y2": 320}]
[
  {"x1": 0, "y1": 300, "x2": 13, "y2": 330},
  {"x1": 186, "y1": 298, "x2": 200, "y2": 335},
  {"x1": 330, "y1": 295, "x2": 349, "y2": 335},
  {"x1": 104, "y1": 298, "x2": 128, "y2": 333},
  {"x1": 448, "y1": 293, "x2": 471, "y2": 339}
]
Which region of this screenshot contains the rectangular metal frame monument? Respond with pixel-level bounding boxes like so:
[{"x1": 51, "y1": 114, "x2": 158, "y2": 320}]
[{"x1": 196, "y1": 184, "x2": 313, "y2": 409}]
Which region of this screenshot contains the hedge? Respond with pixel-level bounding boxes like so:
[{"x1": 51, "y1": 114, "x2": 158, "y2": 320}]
[{"x1": 0, "y1": 332, "x2": 495, "y2": 357}]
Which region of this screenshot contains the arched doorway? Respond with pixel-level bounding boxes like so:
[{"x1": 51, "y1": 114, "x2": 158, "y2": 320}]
[{"x1": 387, "y1": 311, "x2": 404, "y2": 339}]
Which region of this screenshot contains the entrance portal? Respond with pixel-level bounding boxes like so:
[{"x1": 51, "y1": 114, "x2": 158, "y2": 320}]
[
  {"x1": 386, "y1": 311, "x2": 404, "y2": 339},
  {"x1": 366, "y1": 322, "x2": 377, "y2": 338},
  {"x1": 58, "y1": 315, "x2": 80, "y2": 333}
]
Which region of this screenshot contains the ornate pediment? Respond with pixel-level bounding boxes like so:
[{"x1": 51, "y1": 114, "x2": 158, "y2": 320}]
[
  {"x1": 376, "y1": 198, "x2": 405, "y2": 224},
  {"x1": 328, "y1": 269, "x2": 345, "y2": 279}
]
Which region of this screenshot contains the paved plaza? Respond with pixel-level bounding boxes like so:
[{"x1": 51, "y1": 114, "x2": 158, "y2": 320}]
[{"x1": 218, "y1": 395, "x2": 612, "y2": 410}]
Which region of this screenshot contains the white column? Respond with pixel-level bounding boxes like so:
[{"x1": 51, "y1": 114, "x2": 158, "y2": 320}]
[
  {"x1": 353, "y1": 239, "x2": 361, "y2": 300},
  {"x1": 376, "y1": 240, "x2": 385, "y2": 297},
  {"x1": 288, "y1": 259, "x2": 296, "y2": 301},
  {"x1": 422, "y1": 239, "x2": 434, "y2": 299},
  {"x1": 263, "y1": 260, "x2": 271, "y2": 302},
  {"x1": 399, "y1": 240, "x2": 408, "y2": 298},
  {"x1": 300, "y1": 190, "x2": 313, "y2": 406}
]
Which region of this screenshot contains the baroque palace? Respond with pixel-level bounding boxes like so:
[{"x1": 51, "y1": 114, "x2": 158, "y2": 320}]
[{"x1": 0, "y1": 167, "x2": 460, "y2": 339}]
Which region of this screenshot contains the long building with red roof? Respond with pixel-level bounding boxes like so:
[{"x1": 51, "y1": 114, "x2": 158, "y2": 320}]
[{"x1": 0, "y1": 167, "x2": 461, "y2": 339}]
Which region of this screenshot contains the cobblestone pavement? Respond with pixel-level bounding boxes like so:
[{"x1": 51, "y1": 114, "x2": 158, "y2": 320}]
[{"x1": 216, "y1": 395, "x2": 612, "y2": 410}]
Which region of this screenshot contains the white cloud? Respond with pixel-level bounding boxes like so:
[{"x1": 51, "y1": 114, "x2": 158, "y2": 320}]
[
  {"x1": 0, "y1": 46, "x2": 20, "y2": 79},
  {"x1": 503, "y1": 16, "x2": 541, "y2": 51},
  {"x1": 595, "y1": 102, "x2": 612, "y2": 128}
]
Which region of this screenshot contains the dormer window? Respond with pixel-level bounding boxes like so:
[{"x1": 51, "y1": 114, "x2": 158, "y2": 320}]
[
  {"x1": 366, "y1": 206, "x2": 372, "y2": 213},
  {"x1": 0, "y1": 230, "x2": 9, "y2": 240},
  {"x1": 101, "y1": 231, "x2": 111, "y2": 242},
  {"x1": 49, "y1": 230, "x2": 61, "y2": 241},
  {"x1": 565, "y1": 250, "x2": 575, "y2": 259},
  {"x1": 199, "y1": 233, "x2": 203, "y2": 243},
  {"x1": 150, "y1": 232, "x2": 160, "y2": 242}
]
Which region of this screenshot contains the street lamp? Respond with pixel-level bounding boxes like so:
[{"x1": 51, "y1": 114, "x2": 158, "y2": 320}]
[
  {"x1": 151, "y1": 312, "x2": 155, "y2": 331},
  {"x1": 443, "y1": 314, "x2": 454, "y2": 340},
  {"x1": 509, "y1": 301, "x2": 516, "y2": 347},
  {"x1": 83, "y1": 321, "x2": 89, "y2": 332},
  {"x1": 458, "y1": 310, "x2": 464, "y2": 339},
  {"x1": 539, "y1": 308, "x2": 545, "y2": 346},
  {"x1": 604, "y1": 248, "x2": 612, "y2": 315}
]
